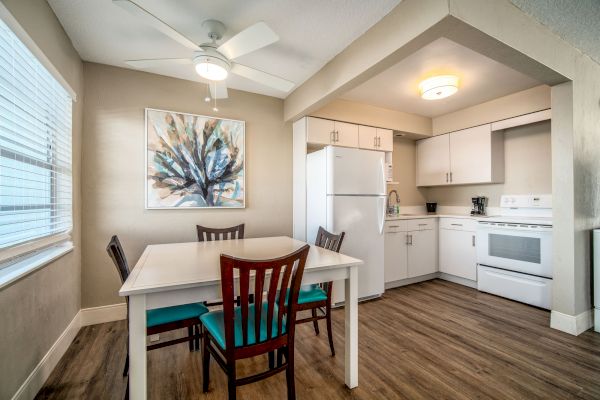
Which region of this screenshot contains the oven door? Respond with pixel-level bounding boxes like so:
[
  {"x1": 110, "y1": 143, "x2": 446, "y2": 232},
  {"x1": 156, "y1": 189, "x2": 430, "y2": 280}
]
[{"x1": 476, "y1": 222, "x2": 553, "y2": 278}]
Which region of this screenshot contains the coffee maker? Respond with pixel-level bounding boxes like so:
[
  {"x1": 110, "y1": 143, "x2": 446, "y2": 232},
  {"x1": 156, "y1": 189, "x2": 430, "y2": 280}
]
[{"x1": 471, "y1": 196, "x2": 488, "y2": 216}]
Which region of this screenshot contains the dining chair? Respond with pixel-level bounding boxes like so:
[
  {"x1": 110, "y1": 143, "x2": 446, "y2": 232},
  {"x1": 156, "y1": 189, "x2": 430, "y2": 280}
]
[
  {"x1": 196, "y1": 223, "x2": 245, "y2": 242},
  {"x1": 196, "y1": 223, "x2": 246, "y2": 307},
  {"x1": 200, "y1": 244, "x2": 310, "y2": 400},
  {"x1": 106, "y1": 235, "x2": 209, "y2": 377},
  {"x1": 295, "y1": 226, "x2": 345, "y2": 356}
]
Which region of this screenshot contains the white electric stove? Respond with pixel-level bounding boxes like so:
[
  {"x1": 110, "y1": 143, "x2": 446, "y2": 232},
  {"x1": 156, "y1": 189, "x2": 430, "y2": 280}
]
[{"x1": 476, "y1": 194, "x2": 553, "y2": 309}]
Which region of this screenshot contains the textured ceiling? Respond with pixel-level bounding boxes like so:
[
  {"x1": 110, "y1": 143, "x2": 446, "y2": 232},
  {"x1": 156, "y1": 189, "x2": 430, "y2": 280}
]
[
  {"x1": 341, "y1": 38, "x2": 541, "y2": 118},
  {"x1": 510, "y1": 0, "x2": 600, "y2": 66},
  {"x1": 48, "y1": 0, "x2": 401, "y2": 98}
]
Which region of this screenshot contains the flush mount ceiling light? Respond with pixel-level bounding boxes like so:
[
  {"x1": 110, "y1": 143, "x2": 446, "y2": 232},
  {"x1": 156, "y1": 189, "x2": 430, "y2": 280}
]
[{"x1": 419, "y1": 75, "x2": 459, "y2": 100}]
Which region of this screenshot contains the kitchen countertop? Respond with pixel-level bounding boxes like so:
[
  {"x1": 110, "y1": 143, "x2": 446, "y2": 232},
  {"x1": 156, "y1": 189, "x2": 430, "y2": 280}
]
[{"x1": 385, "y1": 213, "x2": 494, "y2": 221}]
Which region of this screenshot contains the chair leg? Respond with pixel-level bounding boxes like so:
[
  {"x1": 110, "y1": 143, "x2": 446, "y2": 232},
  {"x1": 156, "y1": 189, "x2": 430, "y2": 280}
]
[
  {"x1": 202, "y1": 330, "x2": 210, "y2": 393},
  {"x1": 285, "y1": 346, "x2": 296, "y2": 400},
  {"x1": 326, "y1": 302, "x2": 335, "y2": 357},
  {"x1": 188, "y1": 326, "x2": 194, "y2": 352},
  {"x1": 227, "y1": 364, "x2": 237, "y2": 400},
  {"x1": 123, "y1": 354, "x2": 129, "y2": 377},
  {"x1": 194, "y1": 324, "x2": 201, "y2": 351},
  {"x1": 311, "y1": 308, "x2": 320, "y2": 335},
  {"x1": 268, "y1": 351, "x2": 274, "y2": 369}
]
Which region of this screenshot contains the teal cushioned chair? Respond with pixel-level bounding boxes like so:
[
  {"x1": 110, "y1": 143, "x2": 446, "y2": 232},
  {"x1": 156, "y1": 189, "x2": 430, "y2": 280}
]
[
  {"x1": 201, "y1": 244, "x2": 310, "y2": 400},
  {"x1": 295, "y1": 227, "x2": 345, "y2": 357},
  {"x1": 106, "y1": 235, "x2": 208, "y2": 385}
]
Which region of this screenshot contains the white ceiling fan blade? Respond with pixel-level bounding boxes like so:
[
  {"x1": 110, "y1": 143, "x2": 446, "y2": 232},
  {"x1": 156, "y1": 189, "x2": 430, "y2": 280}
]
[
  {"x1": 125, "y1": 58, "x2": 192, "y2": 68},
  {"x1": 209, "y1": 82, "x2": 229, "y2": 99},
  {"x1": 113, "y1": 0, "x2": 199, "y2": 50},
  {"x1": 231, "y1": 63, "x2": 295, "y2": 93},
  {"x1": 217, "y1": 22, "x2": 279, "y2": 60}
]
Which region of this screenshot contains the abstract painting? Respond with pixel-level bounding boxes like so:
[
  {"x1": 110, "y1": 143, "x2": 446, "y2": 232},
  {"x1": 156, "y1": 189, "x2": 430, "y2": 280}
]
[{"x1": 146, "y1": 108, "x2": 245, "y2": 208}]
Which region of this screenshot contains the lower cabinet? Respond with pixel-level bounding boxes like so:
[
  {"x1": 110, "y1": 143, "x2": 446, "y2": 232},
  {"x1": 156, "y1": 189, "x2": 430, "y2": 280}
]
[
  {"x1": 439, "y1": 218, "x2": 477, "y2": 281},
  {"x1": 407, "y1": 229, "x2": 438, "y2": 278},
  {"x1": 384, "y1": 219, "x2": 438, "y2": 284}
]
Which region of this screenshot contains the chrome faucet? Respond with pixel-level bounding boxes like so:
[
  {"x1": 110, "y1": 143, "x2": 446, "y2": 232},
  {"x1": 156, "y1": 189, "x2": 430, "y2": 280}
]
[{"x1": 387, "y1": 190, "x2": 400, "y2": 215}]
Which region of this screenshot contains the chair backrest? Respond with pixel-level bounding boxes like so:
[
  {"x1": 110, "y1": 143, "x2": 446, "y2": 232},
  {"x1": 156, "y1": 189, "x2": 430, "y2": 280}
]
[
  {"x1": 315, "y1": 226, "x2": 345, "y2": 253},
  {"x1": 196, "y1": 223, "x2": 245, "y2": 242},
  {"x1": 106, "y1": 235, "x2": 130, "y2": 284},
  {"x1": 219, "y1": 244, "x2": 310, "y2": 352}
]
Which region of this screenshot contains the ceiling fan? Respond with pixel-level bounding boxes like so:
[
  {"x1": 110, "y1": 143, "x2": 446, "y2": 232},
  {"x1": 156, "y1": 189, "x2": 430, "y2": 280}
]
[{"x1": 113, "y1": 0, "x2": 295, "y2": 99}]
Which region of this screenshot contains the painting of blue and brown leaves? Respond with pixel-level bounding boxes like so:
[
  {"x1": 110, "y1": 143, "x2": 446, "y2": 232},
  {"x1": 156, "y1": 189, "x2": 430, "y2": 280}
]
[{"x1": 146, "y1": 109, "x2": 245, "y2": 208}]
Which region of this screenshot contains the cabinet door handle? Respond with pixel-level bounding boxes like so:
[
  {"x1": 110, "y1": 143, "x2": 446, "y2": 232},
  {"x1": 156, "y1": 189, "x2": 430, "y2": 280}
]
[
  {"x1": 374, "y1": 136, "x2": 377, "y2": 148},
  {"x1": 472, "y1": 235, "x2": 476, "y2": 247},
  {"x1": 446, "y1": 173, "x2": 449, "y2": 183},
  {"x1": 377, "y1": 137, "x2": 381, "y2": 147},
  {"x1": 450, "y1": 172, "x2": 453, "y2": 182},
  {"x1": 418, "y1": 223, "x2": 428, "y2": 226},
  {"x1": 336, "y1": 131, "x2": 339, "y2": 142},
  {"x1": 405, "y1": 234, "x2": 410, "y2": 245},
  {"x1": 451, "y1": 223, "x2": 463, "y2": 226},
  {"x1": 388, "y1": 225, "x2": 400, "y2": 228},
  {"x1": 330, "y1": 131, "x2": 335, "y2": 143},
  {"x1": 408, "y1": 234, "x2": 413, "y2": 245}
]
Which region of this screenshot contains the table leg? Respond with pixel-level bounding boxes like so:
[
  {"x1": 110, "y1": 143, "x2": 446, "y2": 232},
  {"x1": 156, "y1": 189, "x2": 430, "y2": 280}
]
[
  {"x1": 129, "y1": 294, "x2": 147, "y2": 399},
  {"x1": 344, "y1": 265, "x2": 358, "y2": 388}
]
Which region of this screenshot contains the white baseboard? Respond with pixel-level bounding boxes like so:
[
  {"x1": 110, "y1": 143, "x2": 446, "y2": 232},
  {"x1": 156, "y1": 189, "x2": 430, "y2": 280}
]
[
  {"x1": 80, "y1": 303, "x2": 127, "y2": 326},
  {"x1": 550, "y1": 309, "x2": 594, "y2": 336},
  {"x1": 11, "y1": 311, "x2": 81, "y2": 400},
  {"x1": 438, "y1": 273, "x2": 478, "y2": 289}
]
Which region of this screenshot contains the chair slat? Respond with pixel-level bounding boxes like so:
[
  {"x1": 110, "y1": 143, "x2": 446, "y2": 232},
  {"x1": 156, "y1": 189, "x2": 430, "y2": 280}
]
[
  {"x1": 239, "y1": 269, "x2": 250, "y2": 346},
  {"x1": 197, "y1": 224, "x2": 245, "y2": 242},
  {"x1": 266, "y1": 266, "x2": 280, "y2": 340},
  {"x1": 254, "y1": 269, "x2": 265, "y2": 341}
]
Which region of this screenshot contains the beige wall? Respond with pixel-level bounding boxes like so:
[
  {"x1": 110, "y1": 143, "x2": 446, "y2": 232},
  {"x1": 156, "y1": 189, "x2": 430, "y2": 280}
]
[
  {"x1": 0, "y1": 0, "x2": 83, "y2": 398},
  {"x1": 389, "y1": 139, "x2": 428, "y2": 205},
  {"x1": 312, "y1": 99, "x2": 432, "y2": 136},
  {"x1": 432, "y1": 85, "x2": 551, "y2": 135},
  {"x1": 426, "y1": 121, "x2": 552, "y2": 207},
  {"x1": 82, "y1": 63, "x2": 292, "y2": 308}
]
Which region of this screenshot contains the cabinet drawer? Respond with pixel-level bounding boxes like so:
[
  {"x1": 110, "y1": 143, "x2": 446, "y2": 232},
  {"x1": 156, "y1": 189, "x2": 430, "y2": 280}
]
[
  {"x1": 385, "y1": 220, "x2": 407, "y2": 233},
  {"x1": 439, "y1": 218, "x2": 477, "y2": 232},
  {"x1": 407, "y1": 218, "x2": 436, "y2": 231}
]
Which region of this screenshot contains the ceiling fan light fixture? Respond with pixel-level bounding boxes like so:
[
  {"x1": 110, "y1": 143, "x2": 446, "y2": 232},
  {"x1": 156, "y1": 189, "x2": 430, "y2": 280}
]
[
  {"x1": 194, "y1": 55, "x2": 230, "y2": 81},
  {"x1": 419, "y1": 75, "x2": 459, "y2": 100}
]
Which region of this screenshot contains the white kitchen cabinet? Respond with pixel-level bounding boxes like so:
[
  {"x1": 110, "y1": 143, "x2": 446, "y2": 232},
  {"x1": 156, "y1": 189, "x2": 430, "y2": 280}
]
[
  {"x1": 384, "y1": 222, "x2": 408, "y2": 282},
  {"x1": 377, "y1": 128, "x2": 393, "y2": 152},
  {"x1": 439, "y1": 218, "x2": 477, "y2": 281},
  {"x1": 416, "y1": 124, "x2": 504, "y2": 186},
  {"x1": 358, "y1": 126, "x2": 393, "y2": 152},
  {"x1": 449, "y1": 124, "x2": 504, "y2": 185},
  {"x1": 305, "y1": 117, "x2": 359, "y2": 148},
  {"x1": 407, "y1": 228, "x2": 438, "y2": 278},
  {"x1": 385, "y1": 219, "x2": 438, "y2": 283},
  {"x1": 416, "y1": 134, "x2": 450, "y2": 186}
]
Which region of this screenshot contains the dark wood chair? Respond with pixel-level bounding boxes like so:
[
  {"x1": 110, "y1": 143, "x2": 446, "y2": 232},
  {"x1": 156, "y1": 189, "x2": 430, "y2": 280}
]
[
  {"x1": 295, "y1": 226, "x2": 345, "y2": 356},
  {"x1": 200, "y1": 244, "x2": 310, "y2": 400},
  {"x1": 106, "y1": 235, "x2": 208, "y2": 378},
  {"x1": 196, "y1": 223, "x2": 246, "y2": 307},
  {"x1": 196, "y1": 223, "x2": 245, "y2": 242}
]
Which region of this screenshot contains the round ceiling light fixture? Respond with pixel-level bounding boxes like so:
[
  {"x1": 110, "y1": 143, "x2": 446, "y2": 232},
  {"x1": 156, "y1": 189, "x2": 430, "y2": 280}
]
[
  {"x1": 193, "y1": 49, "x2": 230, "y2": 81},
  {"x1": 419, "y1": 75, "x2": 459, "y2": 100}
]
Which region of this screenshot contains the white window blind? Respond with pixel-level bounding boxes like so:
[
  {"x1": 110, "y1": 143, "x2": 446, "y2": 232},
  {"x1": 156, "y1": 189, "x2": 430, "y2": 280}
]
[{"x1": 0, "y1": 16, "x2": 72, "y2": 255}]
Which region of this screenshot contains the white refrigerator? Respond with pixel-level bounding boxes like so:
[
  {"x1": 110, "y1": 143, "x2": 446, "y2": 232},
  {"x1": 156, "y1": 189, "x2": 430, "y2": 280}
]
[{"x1": 306, "y1": 146, "x2": 386, "y2": 303}]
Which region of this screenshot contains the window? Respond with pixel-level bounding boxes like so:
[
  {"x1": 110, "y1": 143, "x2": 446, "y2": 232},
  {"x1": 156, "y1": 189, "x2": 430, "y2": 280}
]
[{"x1": 0, "y1": 16, "x2": 72, "y2": 262}]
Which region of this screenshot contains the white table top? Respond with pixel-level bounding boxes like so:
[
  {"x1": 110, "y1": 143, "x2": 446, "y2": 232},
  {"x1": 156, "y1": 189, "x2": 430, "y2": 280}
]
[{"x1": 119, "y1": 236, "x2": 362, "y2": 296}]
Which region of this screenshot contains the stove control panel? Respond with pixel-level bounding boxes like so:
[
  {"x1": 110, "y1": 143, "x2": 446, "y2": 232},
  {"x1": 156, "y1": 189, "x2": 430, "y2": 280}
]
[{"x1": 500, "y1": 194, "x2": 552, "y2": 209}]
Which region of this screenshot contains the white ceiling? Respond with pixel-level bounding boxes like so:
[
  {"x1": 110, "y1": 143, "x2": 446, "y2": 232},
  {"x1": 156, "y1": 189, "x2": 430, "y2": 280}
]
[
  {"x1": 341, "y1": 37, "x2": 541, "y2": 118},
  {"x1": 48, "y1": 0, "x2": 401, "y2": 98}
]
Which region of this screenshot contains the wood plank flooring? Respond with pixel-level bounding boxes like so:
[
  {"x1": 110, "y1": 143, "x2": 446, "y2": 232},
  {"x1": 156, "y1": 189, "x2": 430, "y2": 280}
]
[{"x1": 35, "y1": 280, "x2": 600, "y2": 399}]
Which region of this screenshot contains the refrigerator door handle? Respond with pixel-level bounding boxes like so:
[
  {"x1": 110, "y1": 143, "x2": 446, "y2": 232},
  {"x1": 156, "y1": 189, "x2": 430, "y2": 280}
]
[{"x1": 378, "y1": 196, "x2": 385, "y2": 235}]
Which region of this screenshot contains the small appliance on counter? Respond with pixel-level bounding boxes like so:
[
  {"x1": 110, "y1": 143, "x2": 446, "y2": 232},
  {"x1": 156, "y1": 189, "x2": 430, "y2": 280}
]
[
  {"x1": 426, "y1": 202, "x2": 437, "y2": 213},
  {"x1": 470, "y1": 196, "x2": 488, "y2": 216}
]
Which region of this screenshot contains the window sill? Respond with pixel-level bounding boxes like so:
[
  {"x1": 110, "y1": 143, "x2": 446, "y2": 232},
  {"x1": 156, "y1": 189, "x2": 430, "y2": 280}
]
[{"x1": 0, "y1": 241, "x2": 74, "y2": 290}]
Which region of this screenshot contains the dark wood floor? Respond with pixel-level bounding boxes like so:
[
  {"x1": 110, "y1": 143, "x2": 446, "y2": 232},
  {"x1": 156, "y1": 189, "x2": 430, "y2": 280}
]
[{"x1": 36, "y1": 279, "x2": 600, "y2": 399}]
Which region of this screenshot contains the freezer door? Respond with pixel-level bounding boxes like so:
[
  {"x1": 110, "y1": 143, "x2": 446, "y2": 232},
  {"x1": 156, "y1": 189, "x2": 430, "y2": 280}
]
[
  {"x1": 326, "y1": 146, "x2": 385, "y2": 195},
  {"x1": 328, "y1": 195, "x2": 386, "y2": 302}
]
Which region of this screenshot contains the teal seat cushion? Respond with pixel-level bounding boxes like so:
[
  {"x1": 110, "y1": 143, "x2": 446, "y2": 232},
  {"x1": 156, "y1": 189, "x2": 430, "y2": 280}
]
[
  {"x1": 297, "y1": 284, "x2": 328, "y2": 304},
  {"x1": 146, "y1": 302, "x2": 209, "y2": 328},
  {"x1": 200, "y1": 303, "x2": 286, "y2": 349},
  {"x1": 278, "y1": 284, "x2": 328, "y2": 306}
]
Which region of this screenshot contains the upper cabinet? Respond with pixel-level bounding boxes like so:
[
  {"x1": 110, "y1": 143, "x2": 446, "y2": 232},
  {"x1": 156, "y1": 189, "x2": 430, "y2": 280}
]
[
  {"x1": 306, "y1": 117, "x2": 358, "y2": 148},
  {"x1": 305, "y1": 117, "x2": 391, "y2": 152},
  {"x1": 416, "y1": 124, "x2": 504, "y2": 187},
  {"x1": 358, "y1": 126, "x2": 393, "y2": 152}
]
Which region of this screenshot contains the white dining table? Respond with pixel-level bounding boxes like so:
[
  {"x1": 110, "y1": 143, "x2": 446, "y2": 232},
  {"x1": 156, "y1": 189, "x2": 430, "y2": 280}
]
[{"x1": 119, "y1": 236, "x2": 363, "y2": 399}]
